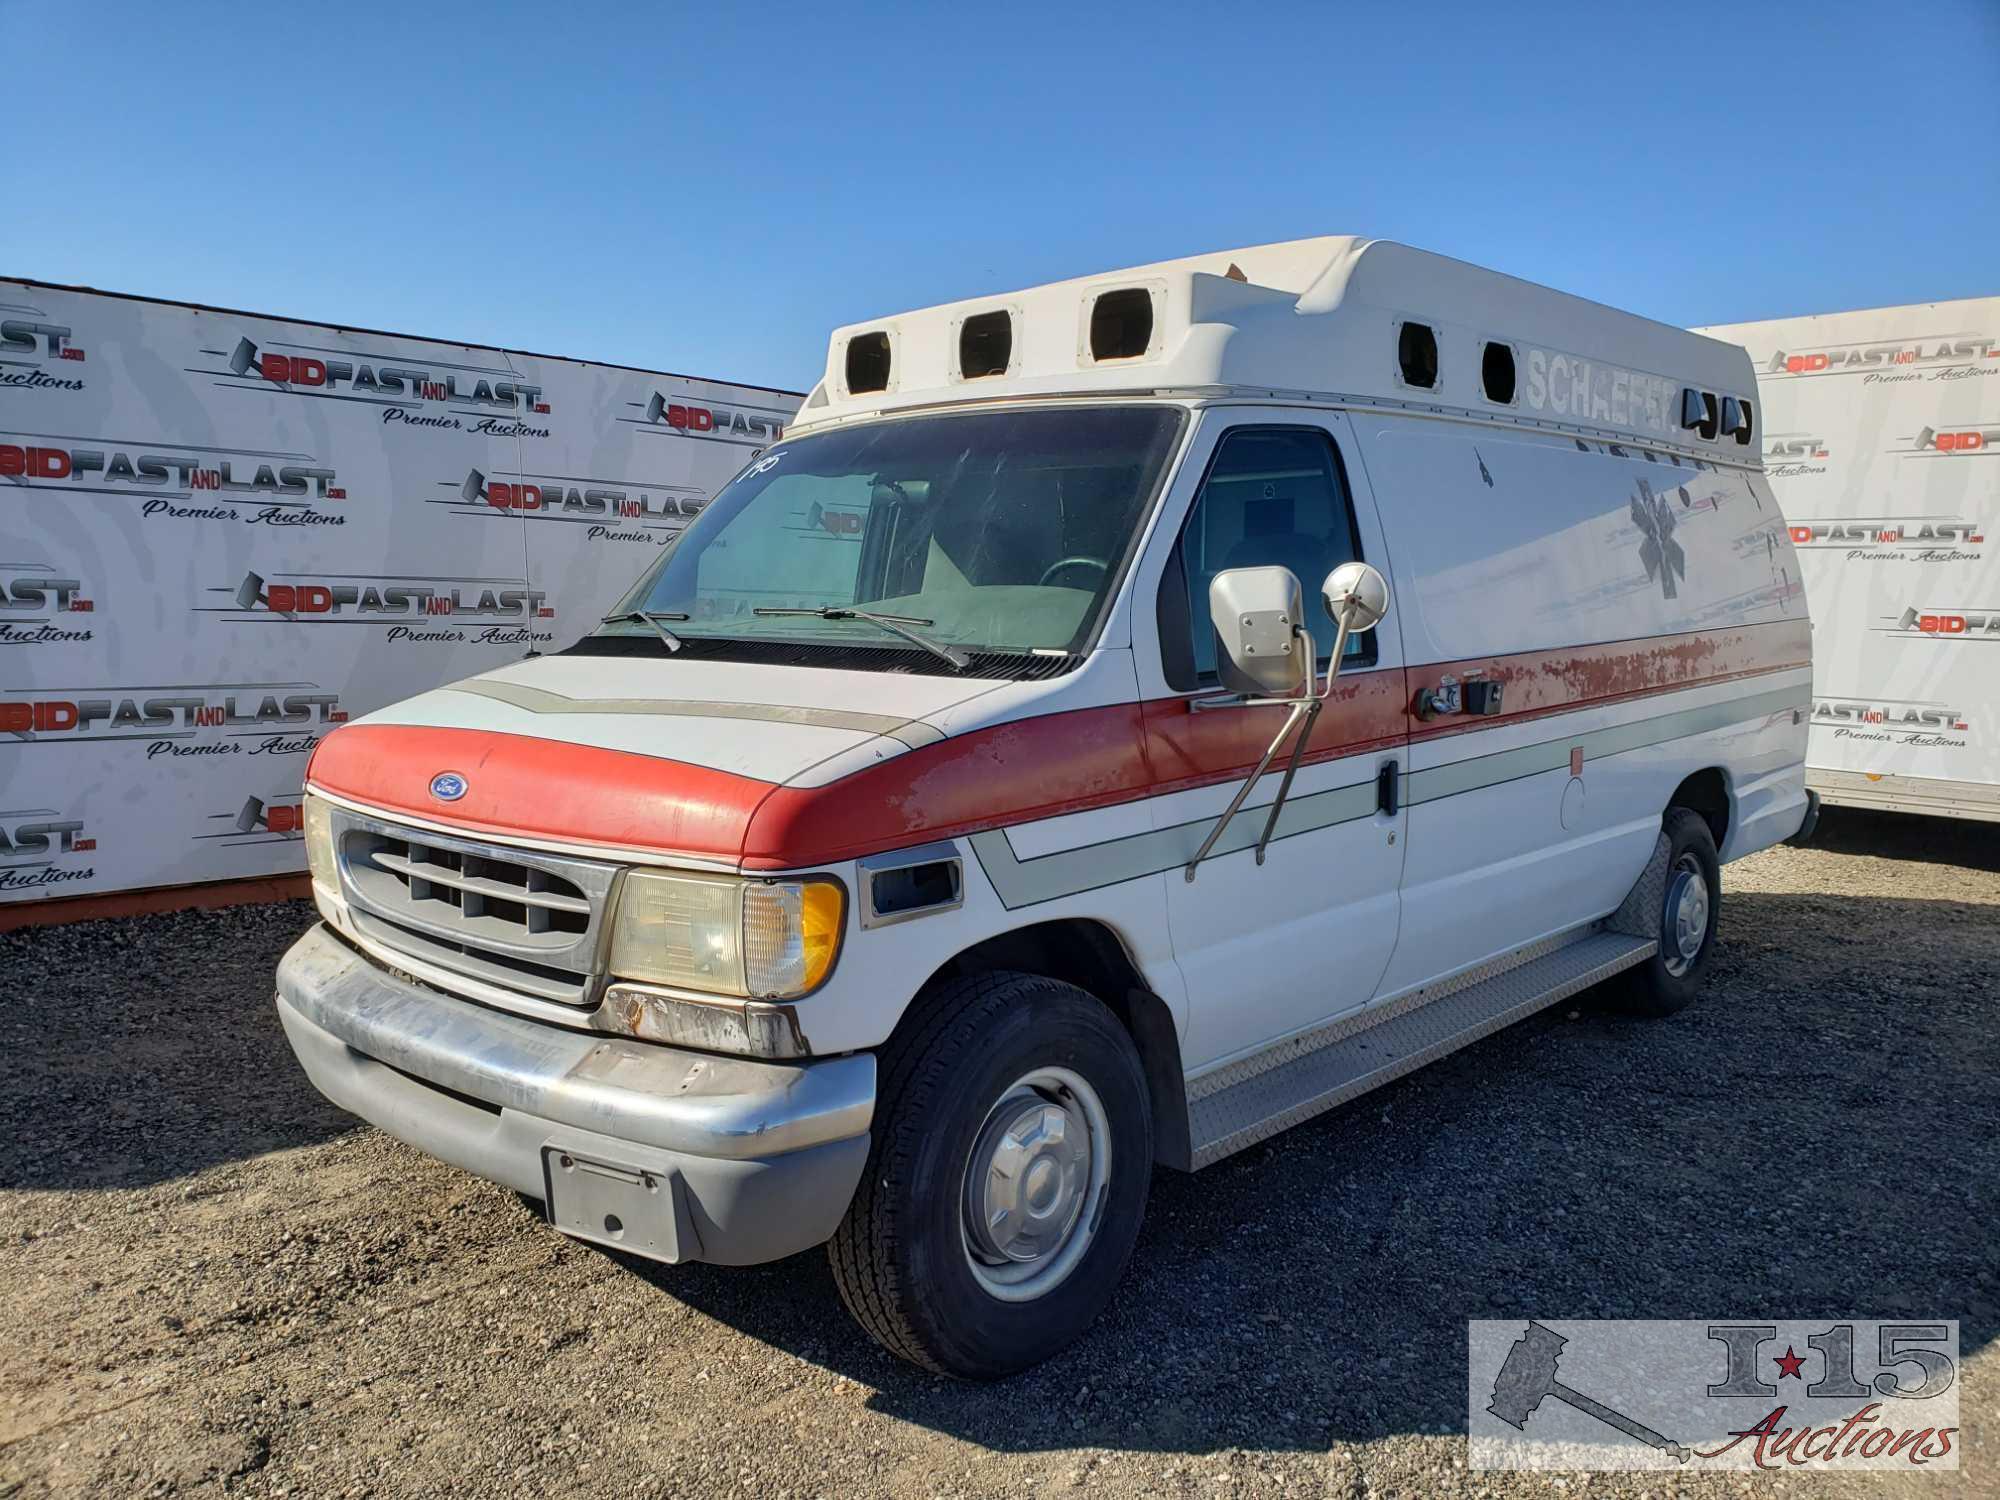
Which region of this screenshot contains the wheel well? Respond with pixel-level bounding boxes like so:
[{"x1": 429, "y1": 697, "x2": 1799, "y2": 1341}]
[
  {"x1": 1669, "y1": 767, "x2": 1730, "y2": 849},
  {"x1": 916, "y1": 920, "x2": 1192, "y2": 1172}
]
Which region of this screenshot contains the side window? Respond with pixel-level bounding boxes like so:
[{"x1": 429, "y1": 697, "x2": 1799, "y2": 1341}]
[{"x1": 1158, "y1": 427, "x2": 1373, "y2": 691}]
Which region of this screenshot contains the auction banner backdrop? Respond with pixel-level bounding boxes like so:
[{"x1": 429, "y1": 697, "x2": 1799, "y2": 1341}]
[
  {"x1": 1698, "y1": 298, "x2": 2000, "y2": 811},
  {"x1": 1, "y1": 278, "x2": 798, "y2": 907}
]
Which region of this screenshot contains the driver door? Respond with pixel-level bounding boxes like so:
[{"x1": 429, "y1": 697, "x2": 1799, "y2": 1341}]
[{"x1": 1128, "y1": 411, "x2": 1408, "y2": 1075}]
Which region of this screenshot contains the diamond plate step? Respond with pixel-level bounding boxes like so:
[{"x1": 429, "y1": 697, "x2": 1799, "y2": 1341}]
[{"x1": 1187, "y1": 929, "x2": 1657, "y2": 1168}]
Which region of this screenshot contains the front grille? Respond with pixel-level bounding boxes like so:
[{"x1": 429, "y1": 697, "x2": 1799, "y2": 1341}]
[{"x1": 331, "y1": 807, "x2": 618, "y2": 1007}]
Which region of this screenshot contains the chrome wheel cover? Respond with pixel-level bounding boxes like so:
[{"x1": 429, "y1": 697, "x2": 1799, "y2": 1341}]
[
  {"x1": 1663, "y1": 853, "x2": 1711, "y2": 978},
  {"x1": 960, "y1": 1066, "x2": 1110, "y2": 1302}
]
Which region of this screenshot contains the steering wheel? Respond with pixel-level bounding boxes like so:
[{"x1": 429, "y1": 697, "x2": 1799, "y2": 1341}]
[{"x1": 1038, "y1": 556, "x2": 1109, "y2": 588}]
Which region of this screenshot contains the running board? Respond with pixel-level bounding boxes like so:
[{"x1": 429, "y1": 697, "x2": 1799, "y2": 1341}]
[{"x1": 1185, "y1": 927, "x2": 1658, "y2": 1168}]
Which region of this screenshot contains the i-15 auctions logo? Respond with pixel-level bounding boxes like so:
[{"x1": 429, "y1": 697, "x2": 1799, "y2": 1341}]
[
  {"x1": 1, "y1": 562, "x2": 95, "y2": 647},
  {"x1": 200, "y1": 333, "x2": 550, "y2": 437},
  {"x1": 0, "y1": 806, "x2": 95, "y2": 893},
  {"x1": 1471, "y1": 1319, "x2": 1958, "y2": 1473},
  {"x1": 0, "y1": 680, "x2": 346, "y2": 760},
  {"x1": 0, "y1": 303, "x2": 87, "y2": 393}
]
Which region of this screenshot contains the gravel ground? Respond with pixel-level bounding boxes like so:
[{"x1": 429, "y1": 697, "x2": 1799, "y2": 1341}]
[{"x1": 2, "y1": 807, "x2": 1995, "y2": 1499}]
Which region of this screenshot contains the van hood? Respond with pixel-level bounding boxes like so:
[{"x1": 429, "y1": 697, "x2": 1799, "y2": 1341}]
[{"x1": 302, "y1": 652, "x2": 1062, "y2": 868}]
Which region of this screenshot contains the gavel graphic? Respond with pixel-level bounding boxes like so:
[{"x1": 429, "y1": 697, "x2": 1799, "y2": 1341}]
[{"x1": 1488, "y1": 1322, "x2": 1691, "y2": 1464}]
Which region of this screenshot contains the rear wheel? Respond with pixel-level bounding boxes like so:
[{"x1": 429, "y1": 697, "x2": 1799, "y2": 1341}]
[
  {"x1": 828, "y1": 970, "x2": 1152, "y2": 1379},
  {"x1": 1603, "y1": 807, "x2": 1720, "y2": 1017}
]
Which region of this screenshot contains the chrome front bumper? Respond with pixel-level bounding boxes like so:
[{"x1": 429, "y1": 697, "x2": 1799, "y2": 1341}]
[{"x1": 275, "y1": 922, "x2": 875, "y2": 1266}]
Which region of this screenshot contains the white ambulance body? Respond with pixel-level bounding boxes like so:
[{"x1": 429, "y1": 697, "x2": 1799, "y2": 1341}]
[
  {"x1": 1697, "y1": 298, "x2": 2000, "y2": 822},
  {"x1": 277, "y1": 238, "x2": 1811, "y2": 1377}
]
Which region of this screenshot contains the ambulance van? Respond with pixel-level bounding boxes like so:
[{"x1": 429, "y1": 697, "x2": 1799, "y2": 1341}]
[{"x1": 277, "y1": 238, "x2": 1813, "y2": 1377}]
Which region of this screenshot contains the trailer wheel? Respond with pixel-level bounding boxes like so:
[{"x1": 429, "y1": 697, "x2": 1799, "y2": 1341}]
[
  {"x1": 827, "y1": 970, "x2": 1152, "y2": 1379},
  {"x1": 1603, "y1": 808, "x2": 1721, "y2": 1018}
]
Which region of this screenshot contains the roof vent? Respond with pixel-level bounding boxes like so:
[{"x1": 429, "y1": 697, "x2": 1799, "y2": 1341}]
[
  {"x1": 1397, "y1": 321, "x2": 1438, "y2": 390},
  {"x1": 845, "y1": 332, "x2": 891, "y2": 394},
  {"x1": 1480, "y1": 341, "x2": 1516, "y2": 405},
  {"x1": 958, "y1": 310, "x2": 1012, "y2": 379},
  {"x1": 1089, "y1": 288, "x2": 1153, "y2": 361}
]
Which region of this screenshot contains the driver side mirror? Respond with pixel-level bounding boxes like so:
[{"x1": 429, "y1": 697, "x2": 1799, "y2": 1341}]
[
  {"x1": 1208, "y1": 566, "x2": 1312, "y2": 698},
  {"x1": 1208, "y1": 561, "x2": 1392, "y2": 700}
]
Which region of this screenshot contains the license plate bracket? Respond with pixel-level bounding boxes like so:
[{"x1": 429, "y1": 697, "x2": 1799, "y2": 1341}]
[{"x1": 540, "y1": 1146, "x2": 683, "y2": 1262}]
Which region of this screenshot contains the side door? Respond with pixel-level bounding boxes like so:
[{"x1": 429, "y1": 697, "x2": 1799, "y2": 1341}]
[{"x1": 1128, "y1": 411, "x2": 1409, "y2": 1075}]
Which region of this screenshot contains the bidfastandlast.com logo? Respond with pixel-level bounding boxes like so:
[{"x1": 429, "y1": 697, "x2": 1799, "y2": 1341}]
[
  {"x1": 0, "y1": 308, "x2": 87, "y2": 393},
  {"x1": 1788, "y1": 516, "x2": 1986, "y2": 564},
  {"x1": 205, "y1": 333, "x2": 551, "y2": 438},
  {"x1": 0, "y1": 806, "x2": 95, "y2": 893},
  {"x1": 206, "y1": 570, "x2": 556, "y2": 648},
  {"x1": 0, "y1": 431, "x2": 349, "y2": 527},
  {"x1": 1812, "y1": 697, "x2": 1971, "y2": 750},
  {"x1": 1469, "y1": 1319, "x2": 1959, "y2": 1472},
  {"x1": 443, "y1": 468, "x2": 705, "y2": 545},
  {"x1": 1765, "y1": 334, "x2": 1999, "y2": 385},
  {"x1": 0, "y1": 561, "x2": 95, "y2": 647},
  {"x1": 194, "y1": 795, "x2": 306, "y2": 848},
  {"x1": 1882, "y1": 606, "x2": 2000, "y2": 640},
  {"x1": 620, "y1": 389, "x2": 789, "y2": 449},
  {"x1": 0, "y1": 680, "x2": 346, "y2": 761}
]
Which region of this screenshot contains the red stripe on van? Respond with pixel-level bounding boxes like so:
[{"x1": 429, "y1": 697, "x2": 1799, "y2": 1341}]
[
  {"x1": 1139, "y1": 666, "x2": 1407, "y2": 798},
  {"x1": 309, "y1": 619, "x2": 1808, "y2": 868},
  {"x1": 308, "y1": 725, "x2": 775, "y2": 860},
  {"x1": 741, "y1": 702, "x2": 1155, "y2": 868},
  {"x1": 1406, "y1": 619, "x2": 1810, "y2": 743}
]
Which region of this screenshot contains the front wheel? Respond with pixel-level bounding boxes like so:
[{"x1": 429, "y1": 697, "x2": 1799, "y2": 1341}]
[{"x1": 827, "y1": 971, "x2": 1153, "y2": 1379}]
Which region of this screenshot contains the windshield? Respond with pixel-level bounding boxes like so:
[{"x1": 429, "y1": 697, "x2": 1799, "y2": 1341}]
[{"x1": 595, "y1": 405, "x2": 1186, "y2": 667}]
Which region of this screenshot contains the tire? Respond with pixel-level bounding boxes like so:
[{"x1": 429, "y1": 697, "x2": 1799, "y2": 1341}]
[
  {"x1": 827, "y1": 970, "x2": 1153, "y2": 1379},
  {"x1": 1602, "y1": 807, "x2": 1721, "y2": 1018}
]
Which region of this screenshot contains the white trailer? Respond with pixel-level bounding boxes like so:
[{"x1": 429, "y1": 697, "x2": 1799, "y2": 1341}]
[
  {"x1": 1696, "y1": 299, "x2": 2000, "y2": 823},
  {"x1": 1, "y1": 278, "x2": 797, "y2": 910}
]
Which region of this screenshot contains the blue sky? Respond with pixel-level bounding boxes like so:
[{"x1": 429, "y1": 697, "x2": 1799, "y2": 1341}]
[{"x1": 5, "y1": 0, "x2": 1996, "y2": 393}]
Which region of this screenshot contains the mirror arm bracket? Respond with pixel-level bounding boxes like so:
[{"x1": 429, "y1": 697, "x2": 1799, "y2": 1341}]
[{"x1": 1186, "y1": 618, "x2": 1357, "y2": 881}]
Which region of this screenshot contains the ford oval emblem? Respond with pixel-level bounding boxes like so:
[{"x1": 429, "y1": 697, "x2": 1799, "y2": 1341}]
[{"x1": 429, "y1": 771, "x2": 468, "y2": 802}]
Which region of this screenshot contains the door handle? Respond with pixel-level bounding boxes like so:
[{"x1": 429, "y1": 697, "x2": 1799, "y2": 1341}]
[{"x1": 1376, "y1": 760, "x2": 1399, "y2": 817}]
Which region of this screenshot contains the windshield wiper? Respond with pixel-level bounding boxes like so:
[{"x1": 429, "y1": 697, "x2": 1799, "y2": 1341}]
[
  {"x1": 753, "y1": 606, "x2": 970, "y2": 670},
  {"x1": 600, "y1": 609, "x2": 689, "y2": 652}
]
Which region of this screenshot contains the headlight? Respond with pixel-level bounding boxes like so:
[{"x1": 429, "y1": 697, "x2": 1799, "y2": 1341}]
[
  {"x1": 303, "y1": 793, "x2": 337, "y2": 894},
  {"x1": 608, "y1": 870, "x2": 844, "y2": 1000}
]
